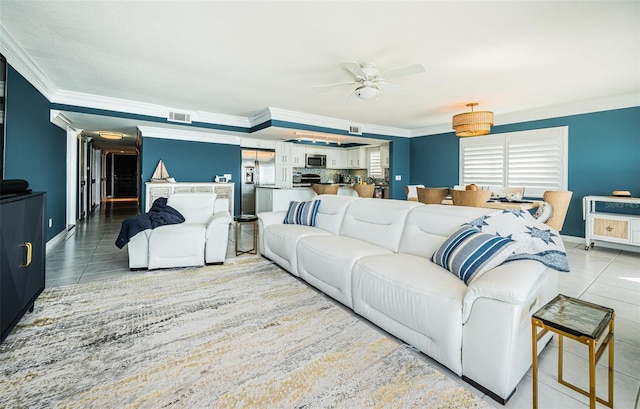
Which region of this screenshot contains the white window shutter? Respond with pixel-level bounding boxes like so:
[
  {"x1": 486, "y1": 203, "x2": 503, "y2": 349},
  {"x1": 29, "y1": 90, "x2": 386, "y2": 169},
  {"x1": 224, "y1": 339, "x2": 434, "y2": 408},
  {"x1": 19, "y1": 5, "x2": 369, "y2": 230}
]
[
  {"x1": 460, "y1": 127, "x2": 568, "y2": 198},
  {"x1": 507, "y1": 133, "x2": 565, "y2": 196},
  {"x1": 368, "y1": 147, "x2": 383, "y2": 178},
  {"x1": 460, "y1": 136, "x2": 505, "y2": 186}
]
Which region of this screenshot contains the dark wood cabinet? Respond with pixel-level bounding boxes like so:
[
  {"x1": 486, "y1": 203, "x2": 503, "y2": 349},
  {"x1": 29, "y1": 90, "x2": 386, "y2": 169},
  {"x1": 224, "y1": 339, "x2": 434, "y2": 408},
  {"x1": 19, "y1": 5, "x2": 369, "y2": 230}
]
[{"x1": 1, "y1": 192, "x2": 46, "y2": 343}]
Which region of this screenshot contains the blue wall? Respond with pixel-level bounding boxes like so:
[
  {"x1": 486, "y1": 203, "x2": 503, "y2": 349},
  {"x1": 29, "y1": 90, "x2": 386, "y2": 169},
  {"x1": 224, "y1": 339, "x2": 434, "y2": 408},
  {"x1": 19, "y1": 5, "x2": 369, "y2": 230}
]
[
  {"x1": 141, "y1": 137, "x2": 241, "y2": 213},
  {"x1": 410, "y1": 107, "x2": 640, "y2": 237},
  {"x1": 4, "y1": 65, "x2": 67, "y2": 241}
]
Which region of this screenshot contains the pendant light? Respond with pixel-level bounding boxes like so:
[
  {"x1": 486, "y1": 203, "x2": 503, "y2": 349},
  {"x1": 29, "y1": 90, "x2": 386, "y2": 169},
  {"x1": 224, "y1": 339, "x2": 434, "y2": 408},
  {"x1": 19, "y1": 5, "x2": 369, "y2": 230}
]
[{"x1": 452, "y1": 103, "x2": 494, "y2": 137}]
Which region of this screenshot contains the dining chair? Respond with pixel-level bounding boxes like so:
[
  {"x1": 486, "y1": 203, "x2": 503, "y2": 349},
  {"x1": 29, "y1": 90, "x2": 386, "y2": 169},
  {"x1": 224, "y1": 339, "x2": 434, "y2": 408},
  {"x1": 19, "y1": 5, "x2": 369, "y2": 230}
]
[
  {"x1": 416, "y1": 187, "x2": 450, "y2": 204},
  {"x1": 450, "y1": 189, "x2": 491, "y2": 207},
  {"x1": 353, "y1": 184, "x2": 375, "y2": 198},
  {"x1": 405, "y1": 184, "x2": 425, "y2": 201},
  {"x1": 312, "y1": 184, "x2": 339, "y2": 195},
  {"x1": 543, "y1": 190, "x2": 573, "y2": 231}
]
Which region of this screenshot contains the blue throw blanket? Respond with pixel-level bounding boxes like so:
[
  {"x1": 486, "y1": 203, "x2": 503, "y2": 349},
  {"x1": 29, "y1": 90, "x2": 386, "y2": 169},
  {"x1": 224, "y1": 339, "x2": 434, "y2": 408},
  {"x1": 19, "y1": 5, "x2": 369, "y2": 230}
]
[
  {"x1": 465, "y1": 209, "x2": 570, "y2": 272},
  {"x1": 115, "y1": 197, "x2": 185, "y2": 249}
]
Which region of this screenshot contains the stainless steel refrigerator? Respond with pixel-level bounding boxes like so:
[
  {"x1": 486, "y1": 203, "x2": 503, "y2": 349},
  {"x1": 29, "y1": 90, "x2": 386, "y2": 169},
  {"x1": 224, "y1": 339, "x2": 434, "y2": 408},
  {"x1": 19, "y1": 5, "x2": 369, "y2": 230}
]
[{"x1": 241, "y1": 149, "x2": 276, "y2": 215}]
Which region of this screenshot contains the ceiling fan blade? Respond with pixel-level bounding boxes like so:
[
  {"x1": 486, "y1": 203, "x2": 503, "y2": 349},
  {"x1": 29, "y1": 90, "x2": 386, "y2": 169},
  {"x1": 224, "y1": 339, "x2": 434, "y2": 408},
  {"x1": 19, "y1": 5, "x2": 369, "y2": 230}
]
[
  {"x1": 343, "y1": 61, "x2": 368, "y2": 80},
  {"x1": 377, "y1": 81, "x2": 407, "y2": 95},
  {"x1": 313, "y1": 81, "x2": 358, "y2": 88},
  {"x1": 380, "y1": 63, "x2": 425, "y2": 80}
]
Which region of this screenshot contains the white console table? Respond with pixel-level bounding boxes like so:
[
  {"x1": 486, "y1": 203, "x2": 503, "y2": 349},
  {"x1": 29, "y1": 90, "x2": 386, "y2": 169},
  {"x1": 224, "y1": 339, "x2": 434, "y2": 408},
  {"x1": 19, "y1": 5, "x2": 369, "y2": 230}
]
[
  {"x1": 583, "y1": 195, "x2": 640, "y2": 251},
  {"x1": 145, "y1": 182, "x2": 235, "y2": 216}
]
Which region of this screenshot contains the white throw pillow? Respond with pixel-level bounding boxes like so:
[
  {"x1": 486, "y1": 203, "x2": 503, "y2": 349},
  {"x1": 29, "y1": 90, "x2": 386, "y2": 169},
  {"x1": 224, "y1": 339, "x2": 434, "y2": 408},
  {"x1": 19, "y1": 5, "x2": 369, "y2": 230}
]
[{"x1": 533, "y1": 202, "x2": 553, "y2": 223}]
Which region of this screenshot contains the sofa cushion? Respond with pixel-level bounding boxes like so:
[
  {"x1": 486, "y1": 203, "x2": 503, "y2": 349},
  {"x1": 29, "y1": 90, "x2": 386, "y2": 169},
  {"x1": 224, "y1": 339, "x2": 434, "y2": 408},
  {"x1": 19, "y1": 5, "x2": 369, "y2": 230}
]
[
  {"x1": 340, "y1": 199, "x2": 422, "y2": 252},
  {"x1": 352, "y1": 253, "x2": 467, "y2": 375},
  {"x1": 431, "y1": 225, "x2": 520, "y2": 284},
  {"x1": 284, "y1": 199, "x2": 321, "y2": 226},
  {"x1": 167, "y1": 193, "x2": 216, "y2": 224},
  {"x1": 148, "y1": 223, "x2": 206, "y2": 270},
  {"x1": 297, "y1": 235, "x2": 391, "y2": 308},
  {"x1": 398, "y1": 205, "x2": 493, "y2": 258},
  {"x1": 262, "y1": 224, "x2": 331, "y2": 277},
  {"x1": 313, "y1": 194, "x2": 359, "y2": 234}
]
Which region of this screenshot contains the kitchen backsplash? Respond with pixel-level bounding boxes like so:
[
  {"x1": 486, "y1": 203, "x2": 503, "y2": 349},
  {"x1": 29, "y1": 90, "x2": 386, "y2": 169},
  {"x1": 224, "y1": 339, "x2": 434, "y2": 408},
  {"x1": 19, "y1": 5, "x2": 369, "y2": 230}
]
[{"x1": 295, "y1": 167, "x2": 388, "y2": 184}]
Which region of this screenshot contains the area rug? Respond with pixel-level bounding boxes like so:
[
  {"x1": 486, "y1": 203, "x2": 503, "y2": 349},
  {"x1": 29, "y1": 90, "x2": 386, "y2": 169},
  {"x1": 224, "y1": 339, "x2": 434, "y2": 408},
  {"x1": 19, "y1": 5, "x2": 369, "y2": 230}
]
[{"x1": 1, "y1": 257, "x2": 491, "y2": 408}]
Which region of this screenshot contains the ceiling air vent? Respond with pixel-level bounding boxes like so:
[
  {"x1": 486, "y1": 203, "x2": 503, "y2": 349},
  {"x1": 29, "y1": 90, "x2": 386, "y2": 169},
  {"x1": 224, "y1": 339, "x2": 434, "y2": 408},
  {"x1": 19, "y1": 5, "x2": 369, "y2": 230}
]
[
  {"x1": 168, "y1": 111, "x2": 192, "y2": 124},
  {"x1": 348, "y1": 124, "x2": 363, "y2": 135}
]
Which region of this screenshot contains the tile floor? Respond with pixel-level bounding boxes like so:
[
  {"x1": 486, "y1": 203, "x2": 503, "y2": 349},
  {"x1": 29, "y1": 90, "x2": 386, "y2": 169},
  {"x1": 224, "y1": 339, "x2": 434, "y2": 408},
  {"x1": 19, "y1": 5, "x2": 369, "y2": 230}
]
[{"x1": 45, "y1": 199, "x2": 640, "y2": 408}]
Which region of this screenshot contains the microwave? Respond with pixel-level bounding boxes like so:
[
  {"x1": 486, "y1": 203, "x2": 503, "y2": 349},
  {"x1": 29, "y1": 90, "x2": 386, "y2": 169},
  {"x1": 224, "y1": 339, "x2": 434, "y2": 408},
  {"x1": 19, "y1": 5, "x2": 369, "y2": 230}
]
[{"x1": 305, "y1": 154, "x2": 326, "y2": 168}]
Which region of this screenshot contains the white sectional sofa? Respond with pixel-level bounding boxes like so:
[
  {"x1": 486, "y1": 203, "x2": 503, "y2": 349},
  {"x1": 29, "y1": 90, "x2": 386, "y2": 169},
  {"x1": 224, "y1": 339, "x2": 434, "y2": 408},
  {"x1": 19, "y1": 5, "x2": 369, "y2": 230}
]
[
  {"x1": 258, "y1": 195, "x2": 558, "y2": 403},
  {"x1": 128, "y1": 193, "x2": 232, "y2": 269}
]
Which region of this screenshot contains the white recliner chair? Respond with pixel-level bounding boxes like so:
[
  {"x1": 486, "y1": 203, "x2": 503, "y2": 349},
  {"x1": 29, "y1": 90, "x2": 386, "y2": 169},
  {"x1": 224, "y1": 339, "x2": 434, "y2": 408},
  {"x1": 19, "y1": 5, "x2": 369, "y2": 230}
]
[{"x1": 128, "y1": 193, "x2": 232, "y2": 269}]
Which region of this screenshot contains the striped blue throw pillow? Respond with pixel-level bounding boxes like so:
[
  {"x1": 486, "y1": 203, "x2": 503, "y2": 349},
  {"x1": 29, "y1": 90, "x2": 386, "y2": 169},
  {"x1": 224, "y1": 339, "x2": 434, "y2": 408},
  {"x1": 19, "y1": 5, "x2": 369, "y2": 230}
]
[
  {"x1": 431, "y1": 225, "x2": 520, "y2": 284},
  {"x1": 283, "y1": 200, "x2": 321, "y2": 226}
]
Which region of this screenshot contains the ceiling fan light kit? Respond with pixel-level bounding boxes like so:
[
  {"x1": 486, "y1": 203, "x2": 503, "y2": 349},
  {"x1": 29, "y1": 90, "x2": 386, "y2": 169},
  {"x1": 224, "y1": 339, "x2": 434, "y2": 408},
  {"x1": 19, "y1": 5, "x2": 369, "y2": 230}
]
[
  {"x1": 452, "y1": 103, "x2": 494, "y2": 137},
  {"x1": 354, "y1": 84, "x2": 379, "y2": 100}
]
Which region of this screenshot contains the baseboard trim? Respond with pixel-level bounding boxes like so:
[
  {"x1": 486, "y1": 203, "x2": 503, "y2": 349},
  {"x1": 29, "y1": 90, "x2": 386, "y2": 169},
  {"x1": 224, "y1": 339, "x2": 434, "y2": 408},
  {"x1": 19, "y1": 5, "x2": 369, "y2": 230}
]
[
  {"x1": 46, "y1": 229, "x2": 67, "y2": 254},
  {"x1": 461, "y1": 376, "x2": 515, "y2": 405}
]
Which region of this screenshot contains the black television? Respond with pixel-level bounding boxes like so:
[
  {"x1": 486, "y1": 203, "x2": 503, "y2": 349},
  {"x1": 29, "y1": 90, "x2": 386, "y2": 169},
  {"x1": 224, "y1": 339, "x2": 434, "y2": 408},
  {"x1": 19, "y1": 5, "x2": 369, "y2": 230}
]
[{"x1": 0, "y1": 53, "x2": 5, "y2": 179}]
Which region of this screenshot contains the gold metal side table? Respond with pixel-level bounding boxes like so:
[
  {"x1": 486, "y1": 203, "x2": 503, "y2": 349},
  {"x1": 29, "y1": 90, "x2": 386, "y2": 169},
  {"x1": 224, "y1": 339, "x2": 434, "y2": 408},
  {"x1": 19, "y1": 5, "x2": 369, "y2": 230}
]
[
  {"x1": 531, "y1": 294, "x2": 615, "y2": 409},
  {"x1": 234, "y1": 214, "x2": 258, "y2": 256}
]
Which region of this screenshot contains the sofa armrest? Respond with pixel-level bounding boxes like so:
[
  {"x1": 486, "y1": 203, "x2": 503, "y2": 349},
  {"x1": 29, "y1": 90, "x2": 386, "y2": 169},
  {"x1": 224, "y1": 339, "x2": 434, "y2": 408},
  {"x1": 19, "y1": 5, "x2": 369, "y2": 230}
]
[
  {"x1": 257, "y1": 211, "x2": 287, "y2": 228},
  {"x1": 214, "y1": 198, "x2": 229, "y2": 214},
  {"x1": 206, "y1": 210, "x2": 232, "y2": 230},
  {"x1": 462, "y1": 260, "x2": 553, "y2": 323},
  {"x1": 257, "y1": 211, "x2": 286, "y2": 255}
]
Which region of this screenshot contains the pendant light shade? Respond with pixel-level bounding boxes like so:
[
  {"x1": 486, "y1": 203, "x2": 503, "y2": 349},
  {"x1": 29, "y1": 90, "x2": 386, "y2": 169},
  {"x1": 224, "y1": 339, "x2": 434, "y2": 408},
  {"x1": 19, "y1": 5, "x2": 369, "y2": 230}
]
[{"x1": 452, "y1": 103, "x2": 494, "y2": 137}]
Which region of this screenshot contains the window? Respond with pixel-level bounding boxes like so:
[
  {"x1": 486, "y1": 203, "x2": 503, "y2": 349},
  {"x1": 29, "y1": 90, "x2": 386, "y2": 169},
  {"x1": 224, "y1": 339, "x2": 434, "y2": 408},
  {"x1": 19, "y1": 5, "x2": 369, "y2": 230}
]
[
  {"x1": 459, "y1": 126, "x2": 568, "y2": 197},
  {"x1": 368, "y1": 147, "x2": 383, "y2": 179}
]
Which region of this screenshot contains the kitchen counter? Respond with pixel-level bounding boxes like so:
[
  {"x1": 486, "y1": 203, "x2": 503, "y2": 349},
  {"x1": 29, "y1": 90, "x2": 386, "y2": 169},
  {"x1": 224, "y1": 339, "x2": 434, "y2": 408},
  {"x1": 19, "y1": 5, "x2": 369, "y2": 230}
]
[{"x1": 256, "y1": 185, "x2": 363, "y2": 213}]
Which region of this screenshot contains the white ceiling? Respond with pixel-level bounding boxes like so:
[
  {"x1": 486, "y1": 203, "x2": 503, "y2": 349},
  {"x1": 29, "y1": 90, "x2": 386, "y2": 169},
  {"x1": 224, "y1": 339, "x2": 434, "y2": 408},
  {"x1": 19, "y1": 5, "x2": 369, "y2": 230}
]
[{"x1": 1, "y1": 1, "x2": 638, "y2": 150}]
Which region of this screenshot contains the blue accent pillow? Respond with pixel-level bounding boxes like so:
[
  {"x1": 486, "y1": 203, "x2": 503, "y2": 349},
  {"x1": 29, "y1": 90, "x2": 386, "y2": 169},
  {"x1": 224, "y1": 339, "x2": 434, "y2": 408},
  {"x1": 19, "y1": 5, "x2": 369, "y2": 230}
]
[
  {"x1": 283, "y1": 200, "x2": 321, "y2": 226},
  {"x1": 431, "y1": 225, "x2": 520, "y2": 284}
]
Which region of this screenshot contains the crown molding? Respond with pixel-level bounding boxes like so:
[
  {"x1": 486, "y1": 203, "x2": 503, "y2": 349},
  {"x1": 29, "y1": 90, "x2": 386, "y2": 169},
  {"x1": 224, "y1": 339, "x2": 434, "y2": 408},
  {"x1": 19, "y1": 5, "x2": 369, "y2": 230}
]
[
  {"x1": 50, "y1": 110, "x2": 73, "y2": 131},
  {"x1": 249, "y1": 108, "x2": 272, "y2": 127},
  {"x1": 412, "y1": 93, "x2": 640, "y2": 137},
  {"x1": 267, "y1": 107, "x2": 411, "y2": 138},
  {"x1": 410, "y1": 123, "x2": 453, "y2": 137},
  {"x1": 138, "y1": 126, "x2": 241, "y2": 146},
  {"x1": 0, "y1": 24, "x2": 57, "y2": 99},
  {"x1": 495, "y1": 93, "x2": 640, "y2": 127},
  {"x1": 195, "y1": 110, "x2": 251, "y2": 128},
  {"x1": 52, "y1": 90, "x2": 168, "y2": 118},
  {"x1": 53, "y1": 89, "x2": 253, "y2": 129}
]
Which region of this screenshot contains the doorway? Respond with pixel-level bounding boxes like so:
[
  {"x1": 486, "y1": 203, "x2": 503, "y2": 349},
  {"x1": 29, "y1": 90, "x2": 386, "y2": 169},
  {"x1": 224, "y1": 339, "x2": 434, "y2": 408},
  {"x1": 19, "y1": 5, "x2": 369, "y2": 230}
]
[{"x1": 111, "y1": 154, "x2": 138, "y2": 198}]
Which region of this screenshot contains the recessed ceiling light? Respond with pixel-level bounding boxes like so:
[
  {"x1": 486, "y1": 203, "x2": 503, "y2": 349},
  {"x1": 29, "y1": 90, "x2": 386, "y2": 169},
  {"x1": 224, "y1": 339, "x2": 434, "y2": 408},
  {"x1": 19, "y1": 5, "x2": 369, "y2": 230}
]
[{"x1": 99, "y1": 132, "x2": 124, "y2": 140}]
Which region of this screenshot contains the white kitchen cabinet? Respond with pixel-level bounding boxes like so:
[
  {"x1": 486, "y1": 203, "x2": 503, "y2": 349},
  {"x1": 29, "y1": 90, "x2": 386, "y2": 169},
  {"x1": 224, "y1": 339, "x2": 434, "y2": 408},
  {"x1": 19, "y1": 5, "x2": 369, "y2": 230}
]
[
  {"x1": 583, "y1": 195, "x2": 640, "y2": 251},
  {"x1": 347, "y1": 147, "x2": 366, "y2": 169},
  {"x1": 241, "y1": 138, "x2": 276, "y2": 150},
  {"x1": 326, "y1": 148, "x2": 348, "y2": 169},
  {"x1": 380, "y1": 144, "x2": 390, "y2": 168},
  {"x1": 291, "y1": 144, "x2": 306, "y2": 167},
  {"x1": 275, "y1": 141, "x2": 292, "y2": 165},
  {"x1": 305, "y1": 146, "x2": 327, "y2": 156},
  {"x1": 275, "y1": 165, "x2": 293, "y2": 188}
]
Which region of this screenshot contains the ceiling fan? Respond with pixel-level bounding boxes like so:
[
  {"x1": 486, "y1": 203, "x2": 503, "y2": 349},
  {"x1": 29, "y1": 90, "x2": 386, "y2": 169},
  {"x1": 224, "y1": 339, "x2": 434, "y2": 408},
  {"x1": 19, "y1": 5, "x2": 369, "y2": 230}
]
[{"x1": 316, "y1": 61, "x2": 426, "y2": 100}]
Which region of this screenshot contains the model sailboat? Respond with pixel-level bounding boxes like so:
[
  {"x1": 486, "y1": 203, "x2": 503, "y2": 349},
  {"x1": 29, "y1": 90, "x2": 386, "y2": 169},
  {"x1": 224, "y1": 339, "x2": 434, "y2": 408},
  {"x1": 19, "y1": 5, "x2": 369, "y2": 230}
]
[{"x1": 150, "y1": 160, "x2": 174, "y2": 182}]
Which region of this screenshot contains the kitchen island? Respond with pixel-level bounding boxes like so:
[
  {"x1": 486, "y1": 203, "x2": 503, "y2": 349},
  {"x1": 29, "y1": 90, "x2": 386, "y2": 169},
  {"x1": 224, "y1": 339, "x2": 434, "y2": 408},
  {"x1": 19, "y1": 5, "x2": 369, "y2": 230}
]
[{"x1": 255, "y1": 185, "x2": 359, "y2": 213}]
